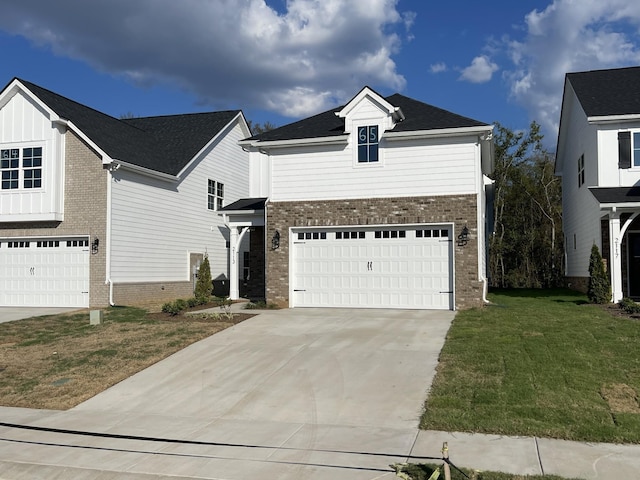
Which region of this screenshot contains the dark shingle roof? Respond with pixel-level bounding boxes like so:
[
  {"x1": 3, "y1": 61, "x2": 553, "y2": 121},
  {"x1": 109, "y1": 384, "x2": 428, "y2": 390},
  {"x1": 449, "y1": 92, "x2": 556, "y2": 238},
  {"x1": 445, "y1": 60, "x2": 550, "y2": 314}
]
[
  {"x1": 247, "y1": 91, "x2": 488, "y2": 142},
  {"x1": 568, "y1": 66, "x2": 640, "y2": 117},
  {"x1": 15, "y1": 78, "x2": 240, "y2": 176},
  {"x1": 590, "y1": 187, "x2": 640, "y2": 204},
  {"x1": 219, "y1": 197, "x2": 267, "y2": 211}
]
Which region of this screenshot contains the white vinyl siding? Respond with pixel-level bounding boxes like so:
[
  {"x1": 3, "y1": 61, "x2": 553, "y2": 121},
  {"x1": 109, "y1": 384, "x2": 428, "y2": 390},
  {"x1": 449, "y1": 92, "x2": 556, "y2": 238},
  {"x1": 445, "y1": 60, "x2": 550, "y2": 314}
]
[
  {"x1": 109, "y1": 119, "x2": 249, "y2": 283},
  {"x1": 270, "y1": 136, "x2": 479, "y2": 202},
  {"x1": 0, "y1": 89, "x2": 65, "y2": 221}
]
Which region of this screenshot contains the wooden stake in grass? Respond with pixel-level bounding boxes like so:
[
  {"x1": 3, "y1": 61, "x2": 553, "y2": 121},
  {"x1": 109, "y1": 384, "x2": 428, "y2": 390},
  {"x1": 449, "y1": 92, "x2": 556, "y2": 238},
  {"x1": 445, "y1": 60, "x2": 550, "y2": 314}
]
[{"x1": 442, "y1": 442, "x2": 451, "y2": 480}]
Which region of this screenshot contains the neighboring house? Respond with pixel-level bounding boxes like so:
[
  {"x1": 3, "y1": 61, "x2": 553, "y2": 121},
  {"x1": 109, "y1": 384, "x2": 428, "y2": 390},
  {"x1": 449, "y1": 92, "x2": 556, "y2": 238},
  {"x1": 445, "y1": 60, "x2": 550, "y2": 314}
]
[
  {"x1": 0, "y1": 78, "x2": 250, "y2": 308},
  {"x1": 222, "y1": 86, "x2": 494, "y2": 310},
  {"x1": 556, "y1": 66, "x2": 640, "y2": 302}
]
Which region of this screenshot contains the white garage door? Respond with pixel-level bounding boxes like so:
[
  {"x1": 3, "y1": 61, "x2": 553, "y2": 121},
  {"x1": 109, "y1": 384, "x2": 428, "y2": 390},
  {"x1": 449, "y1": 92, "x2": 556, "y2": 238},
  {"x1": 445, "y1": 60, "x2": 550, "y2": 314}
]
[
  {"x1": 0, "y1": 238, "x2": 90, "y2": 307},
  {"x1": 292, "y1": 225, "x2": 453, "y2": 310}
]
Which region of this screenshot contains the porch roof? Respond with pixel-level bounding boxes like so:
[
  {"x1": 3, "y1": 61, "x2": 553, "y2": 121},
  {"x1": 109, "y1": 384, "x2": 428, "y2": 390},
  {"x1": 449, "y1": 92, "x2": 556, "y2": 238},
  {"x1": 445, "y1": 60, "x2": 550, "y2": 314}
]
[
  {"x1": 219, "y1": 197, "x2": 267, "y2": 213},
  {"x1": 590, "y1": 187, "x2": 640, "y2": 206}
]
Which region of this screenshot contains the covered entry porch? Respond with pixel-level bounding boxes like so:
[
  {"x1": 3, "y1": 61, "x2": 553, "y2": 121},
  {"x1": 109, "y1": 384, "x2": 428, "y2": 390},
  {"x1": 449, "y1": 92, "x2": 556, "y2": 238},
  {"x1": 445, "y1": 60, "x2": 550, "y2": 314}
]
[
  {"x1": 218, "y1": 198, "x2": 267, "y2": 301},
  {"x1": 592, "y1": 187, "x2": 640, "y2": 302}
]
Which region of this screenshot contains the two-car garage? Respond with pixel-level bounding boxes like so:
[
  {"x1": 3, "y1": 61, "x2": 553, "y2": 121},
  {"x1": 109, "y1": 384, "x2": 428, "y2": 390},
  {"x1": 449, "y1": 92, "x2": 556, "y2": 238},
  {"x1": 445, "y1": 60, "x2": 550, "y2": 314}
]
[
  {"x1": 0, "y1": 237, "x2": 90, "y2": 307},
  {"x1": 291, "y1": 225, "x2": 454, "y2": 310}
]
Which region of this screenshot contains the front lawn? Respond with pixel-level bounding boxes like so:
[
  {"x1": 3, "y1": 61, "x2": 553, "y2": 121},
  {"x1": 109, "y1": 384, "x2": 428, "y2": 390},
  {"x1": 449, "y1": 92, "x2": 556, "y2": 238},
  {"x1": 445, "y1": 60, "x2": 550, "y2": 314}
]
[
  {"x1": 421, "y1": 289, "x2": 640, "y2": 443},
  {"x1": 0, "y1": 305, "x2": 252, "y2": 410}
]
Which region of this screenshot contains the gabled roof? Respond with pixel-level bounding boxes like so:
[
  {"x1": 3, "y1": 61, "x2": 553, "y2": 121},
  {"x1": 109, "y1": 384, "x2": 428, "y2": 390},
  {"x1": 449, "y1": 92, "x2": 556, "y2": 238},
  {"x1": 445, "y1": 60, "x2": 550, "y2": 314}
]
[
  {"x1": 567, "y1": 66, "x2": 640, "y2": 117},
  {"x1": 5, "y1": 78, "x2": 242, "y2": 176},
  {"x1": 246, "y1": 90, "x2": 488, "y2": 143}
]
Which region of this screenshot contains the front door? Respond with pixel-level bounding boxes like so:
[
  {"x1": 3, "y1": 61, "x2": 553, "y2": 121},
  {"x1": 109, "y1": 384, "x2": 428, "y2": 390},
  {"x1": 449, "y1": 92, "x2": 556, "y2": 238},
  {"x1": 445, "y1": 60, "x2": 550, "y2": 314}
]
[{"x1": 627, "y1": 232, "x2": 640, "y2": 297}]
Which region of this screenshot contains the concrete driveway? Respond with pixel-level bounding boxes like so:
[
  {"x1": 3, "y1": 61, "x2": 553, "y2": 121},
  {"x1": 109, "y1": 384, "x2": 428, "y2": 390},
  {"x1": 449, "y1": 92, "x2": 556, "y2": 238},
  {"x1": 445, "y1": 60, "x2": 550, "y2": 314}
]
[
  {"x1": 0, "y1": 308, "x2": 454, "y2": 479},
  {"x1": 0, "y1": 306, "x2": 84, "y2": 323}
]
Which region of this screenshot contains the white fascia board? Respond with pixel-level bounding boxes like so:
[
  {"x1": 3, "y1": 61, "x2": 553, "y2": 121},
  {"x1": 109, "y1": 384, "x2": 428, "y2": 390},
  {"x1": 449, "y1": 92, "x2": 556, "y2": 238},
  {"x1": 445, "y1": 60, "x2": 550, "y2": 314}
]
[
  {"x1": 588, "y1": 114, "x2": 640, "y2": 123},
  {"x1": 58, "y1": 119, "x2": 114, "y2": 167},
  {"x1": 1, "y1": 79, "x2": 58, "y2": 118},
  {"x1": 242, "y1": 135, "x2": 348, "y2": 149},
  {"x1": 115, "y1": 160, "x2": 178, "y2": 182},
  {"x1": 601, "y1": 202, "x2": 640, "y2": 210},
  {"x1": 383, "y1": 125, "x2": 493, "y2": 141},
  {"x1": 176, "y1": 112, "x2": 246, "y2": 178},
  {"x1": 337, "y1": 87, "x2": 396, "y2": 118}
]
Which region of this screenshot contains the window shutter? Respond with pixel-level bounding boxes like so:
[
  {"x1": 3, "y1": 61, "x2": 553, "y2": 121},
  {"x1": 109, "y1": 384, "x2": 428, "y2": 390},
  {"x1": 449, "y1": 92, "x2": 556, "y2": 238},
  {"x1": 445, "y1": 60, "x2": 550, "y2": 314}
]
[{"x1": 619, "y1": 131, "x2": 631, "y2": 169}]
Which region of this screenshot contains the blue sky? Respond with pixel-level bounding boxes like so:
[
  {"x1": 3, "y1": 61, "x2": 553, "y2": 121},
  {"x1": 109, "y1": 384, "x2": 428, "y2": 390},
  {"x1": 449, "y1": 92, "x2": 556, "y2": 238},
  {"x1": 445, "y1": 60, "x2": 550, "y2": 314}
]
[{"x1": 1, "y1": 0, "x2": 640, "y2": 149}]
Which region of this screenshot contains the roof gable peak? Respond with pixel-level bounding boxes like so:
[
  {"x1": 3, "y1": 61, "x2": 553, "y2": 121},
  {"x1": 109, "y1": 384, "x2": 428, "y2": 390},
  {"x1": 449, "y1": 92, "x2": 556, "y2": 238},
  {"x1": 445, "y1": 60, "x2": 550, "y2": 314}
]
[{"x1": 336, "y1": 86, "x2": 402, "y2": 120}]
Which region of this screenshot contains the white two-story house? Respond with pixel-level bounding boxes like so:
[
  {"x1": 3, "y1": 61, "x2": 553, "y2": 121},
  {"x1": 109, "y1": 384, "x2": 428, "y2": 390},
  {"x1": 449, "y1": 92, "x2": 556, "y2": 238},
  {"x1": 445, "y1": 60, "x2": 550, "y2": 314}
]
[
  {"x1": 222, "y1": 87, "x2": 494, "y2": 310},
  {"x1": 0, "y1": 78, "x2": 250, "y2": 308},
  {"x1": 556, "y1": 66, "x2": 640, "y2": 302}
]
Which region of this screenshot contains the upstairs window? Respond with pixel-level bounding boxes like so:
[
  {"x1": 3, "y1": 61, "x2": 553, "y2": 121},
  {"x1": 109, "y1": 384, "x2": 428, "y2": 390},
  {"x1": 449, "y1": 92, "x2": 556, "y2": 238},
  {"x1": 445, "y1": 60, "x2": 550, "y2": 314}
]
[
  {"x1": 634, "y1": 132, "x2": 640, "y2": 167},
  {"x1": 578, "y1": 154, "x2": 585, "y2": 188},
  {"x1": 1, "y1": 146, "x2": 42, "y2": 190},
  {"x1": 208, "y1": 179, "x2": 224, "y2": 210},
  {"x1": 357, "y1": 125, "x2": 379, "y2": 163}
]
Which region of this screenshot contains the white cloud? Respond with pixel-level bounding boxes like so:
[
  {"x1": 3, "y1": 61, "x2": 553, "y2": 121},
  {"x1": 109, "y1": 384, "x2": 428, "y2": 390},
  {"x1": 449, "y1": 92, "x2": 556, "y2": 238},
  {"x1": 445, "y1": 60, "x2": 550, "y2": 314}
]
[
  {"x1": 459, "y1": 55, "x2": 499, "y2": 83},
  {"x1": 501, "y1": 0, "x2": 640, "y2": 143},
  {"x1": 430, "y1": 62, "x2": 447, "y2": 74},
  {"x1": 0, "y1": 0, "x2": 411, "y2": 118}
]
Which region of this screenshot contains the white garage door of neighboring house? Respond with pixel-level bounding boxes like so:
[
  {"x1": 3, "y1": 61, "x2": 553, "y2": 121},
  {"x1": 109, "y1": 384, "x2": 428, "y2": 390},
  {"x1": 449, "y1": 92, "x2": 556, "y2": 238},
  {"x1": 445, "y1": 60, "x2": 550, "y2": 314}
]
[
  {"x1": 0, "y1": 238, "x2": 90, "y2": 307},
  {"x1": 291, "y1": 225, "x2": 453, "y2": 310}
]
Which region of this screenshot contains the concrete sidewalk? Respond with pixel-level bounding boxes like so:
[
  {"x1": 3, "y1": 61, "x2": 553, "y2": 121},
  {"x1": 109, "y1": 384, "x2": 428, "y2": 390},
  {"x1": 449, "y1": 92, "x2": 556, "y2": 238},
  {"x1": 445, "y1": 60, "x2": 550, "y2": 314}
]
[
  {"x1": 0, "y1": 306, "x2": 639, "y2": 478},
  {"x1": 2, "y1": 406, "x2": 640, "y2": 479}
]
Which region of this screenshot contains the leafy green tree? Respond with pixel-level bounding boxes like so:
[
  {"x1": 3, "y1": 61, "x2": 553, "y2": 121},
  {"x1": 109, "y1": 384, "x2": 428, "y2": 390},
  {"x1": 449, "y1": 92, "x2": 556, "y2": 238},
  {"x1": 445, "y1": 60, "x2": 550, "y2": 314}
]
[
  {"x1": 587, "y1": 244, "x2": 611, "y2": 304},
  {"x1": 489, "y1": 121, "x2": 564, "y2": 288},
  {"x1": 194, "y1": 254, "x2": 213, "y2": 302}
]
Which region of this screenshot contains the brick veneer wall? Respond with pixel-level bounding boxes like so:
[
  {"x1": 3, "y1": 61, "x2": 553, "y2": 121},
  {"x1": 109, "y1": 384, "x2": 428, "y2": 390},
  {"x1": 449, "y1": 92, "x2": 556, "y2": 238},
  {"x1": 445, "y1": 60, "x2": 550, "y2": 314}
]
[
  {"x1": 0, "y1": 130, "x2": 110, "y2": 307},
  {"x1": 265, "y1": 194, "x2": 483, "y2": 310}
]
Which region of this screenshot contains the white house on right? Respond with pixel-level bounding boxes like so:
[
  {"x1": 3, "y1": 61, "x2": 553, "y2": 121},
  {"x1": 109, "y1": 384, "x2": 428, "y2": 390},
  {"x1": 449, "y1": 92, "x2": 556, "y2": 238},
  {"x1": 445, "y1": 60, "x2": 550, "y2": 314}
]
[{"x1": 556, "y1": 66, "x2": 640, "y2": 302}]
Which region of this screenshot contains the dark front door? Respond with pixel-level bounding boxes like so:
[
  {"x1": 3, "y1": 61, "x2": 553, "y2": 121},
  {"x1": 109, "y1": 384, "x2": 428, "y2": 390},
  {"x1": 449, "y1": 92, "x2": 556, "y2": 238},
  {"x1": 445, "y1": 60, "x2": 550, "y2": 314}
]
[{"x1": 628, "y1": 233, "x2": 640, "y2": 297}]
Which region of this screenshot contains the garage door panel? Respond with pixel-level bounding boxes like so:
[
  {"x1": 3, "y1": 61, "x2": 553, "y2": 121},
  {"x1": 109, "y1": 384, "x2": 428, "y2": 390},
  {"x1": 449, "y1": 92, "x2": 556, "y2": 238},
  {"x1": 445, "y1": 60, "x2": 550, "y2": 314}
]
[
  {"x1": 292, "y1": 226, "x2": 453, "y2": 310},
  {"x1": 0, "y1": 237, "x2": 89, "y2": 307}
]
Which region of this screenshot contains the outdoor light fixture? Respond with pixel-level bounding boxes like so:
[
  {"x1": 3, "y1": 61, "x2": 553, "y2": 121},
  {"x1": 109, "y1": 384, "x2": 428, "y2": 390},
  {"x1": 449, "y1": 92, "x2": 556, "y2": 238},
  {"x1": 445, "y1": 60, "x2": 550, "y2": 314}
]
[
  {"x1": 91, "y1": 237, "x2": 100, "y2": 255},
  {"x1": 271, "y1": 230, "x2": 280, "y2": 250},
  {"x1": 457, "y1": 226, "x2": 469, "y2": 247}
]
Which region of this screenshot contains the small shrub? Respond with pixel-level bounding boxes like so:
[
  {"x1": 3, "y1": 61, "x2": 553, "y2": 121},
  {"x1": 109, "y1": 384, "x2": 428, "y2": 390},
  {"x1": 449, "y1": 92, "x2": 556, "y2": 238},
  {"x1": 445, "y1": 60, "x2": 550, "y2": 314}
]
[
  {"x1": 161, "y1": 301, "x2": 182, "y2": 316},
  {"x1": 186, "y1": 297, "x2": 199, "y2": 308},
  {"x1": 174, "y1": 299, "x2": 187, "y2": 311},
  {"x1": 619, "y1": 297, "x2": 640, "y2": 315},
  {"x1": 194, "y1": 254, "x2": 213, "y2": 302},
  {"x1": 587, "y1": 244, "x2": 611, "y2": 304},
  {"x1": 244, "y1": 300, "x2": 279, "y2": 310}
]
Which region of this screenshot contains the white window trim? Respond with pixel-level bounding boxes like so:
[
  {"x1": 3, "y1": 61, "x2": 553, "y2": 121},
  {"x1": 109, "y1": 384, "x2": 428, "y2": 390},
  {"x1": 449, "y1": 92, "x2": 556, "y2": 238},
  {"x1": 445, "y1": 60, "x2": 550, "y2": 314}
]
[
  {"x1": 207, "y1": 179, "x2": 224, "y2": 211},
  {"x1": 352, "y1": 123, "x2": 384, "y2": 168},
  {"x1": 0, "y1": 142, "x2": 45, "y2": 192}
]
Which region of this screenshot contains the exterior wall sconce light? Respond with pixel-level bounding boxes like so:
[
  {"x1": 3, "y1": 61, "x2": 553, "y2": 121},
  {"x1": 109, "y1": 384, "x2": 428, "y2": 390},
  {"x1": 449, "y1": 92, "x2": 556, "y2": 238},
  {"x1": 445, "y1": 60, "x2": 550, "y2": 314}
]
[
  {"x1": 91, "y1": 237, "x2": 100, "y2": 255},
  {"x1": 457, "y1": 226, "x2": 469, "y2": 247},
  {"x1": 271, "y1": 230, "x2": 280, "y2": 250}
]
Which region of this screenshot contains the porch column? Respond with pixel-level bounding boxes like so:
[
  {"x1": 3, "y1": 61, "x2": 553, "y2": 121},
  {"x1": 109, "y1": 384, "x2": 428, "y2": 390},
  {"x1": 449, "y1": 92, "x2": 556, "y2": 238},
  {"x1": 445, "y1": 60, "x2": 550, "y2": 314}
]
[
  {"x1": 608, "y1": 212, "x2": 623, "y2": 303},
  {"x1": 229, "y1": 226, "x2": 249, "y2": 300}
]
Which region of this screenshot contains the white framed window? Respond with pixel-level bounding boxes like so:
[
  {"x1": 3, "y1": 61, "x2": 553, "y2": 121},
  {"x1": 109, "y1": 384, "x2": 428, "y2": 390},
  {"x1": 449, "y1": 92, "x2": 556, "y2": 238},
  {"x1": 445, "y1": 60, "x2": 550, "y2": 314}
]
[
  {"x1": 578, "y1": 154, "x2": 584, "y2": 188},
  {"x1": 634, "y1": 132, "x2": 640, "y2": 167},
  {"x1": 1, "y1": 146, "x2": 42, "y2": 190},
  {"x1": 208, "y1": 179, "x2": 224, "y2": 210},
  {"x1": 357, "y1": 125, "x2": 379, "y2": 163}
]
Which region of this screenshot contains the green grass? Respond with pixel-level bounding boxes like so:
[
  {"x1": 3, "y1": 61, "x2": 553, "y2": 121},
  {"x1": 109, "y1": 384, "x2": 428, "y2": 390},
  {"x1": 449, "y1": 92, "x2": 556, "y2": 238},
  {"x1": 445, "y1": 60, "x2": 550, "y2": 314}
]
[
  {"x1": 421, "y1": 289, "x2": 640, "y2": 443},
  {"x1": 396, "y1": 463, "x2": 582, "y2": 480}
]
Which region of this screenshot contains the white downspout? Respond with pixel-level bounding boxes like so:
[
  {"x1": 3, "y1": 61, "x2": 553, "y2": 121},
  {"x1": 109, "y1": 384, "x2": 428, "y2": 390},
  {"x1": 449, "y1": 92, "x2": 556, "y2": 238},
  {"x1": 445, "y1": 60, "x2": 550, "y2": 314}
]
[{"x1": 106, "y1": 163, "x2": 116, "y2": 306}]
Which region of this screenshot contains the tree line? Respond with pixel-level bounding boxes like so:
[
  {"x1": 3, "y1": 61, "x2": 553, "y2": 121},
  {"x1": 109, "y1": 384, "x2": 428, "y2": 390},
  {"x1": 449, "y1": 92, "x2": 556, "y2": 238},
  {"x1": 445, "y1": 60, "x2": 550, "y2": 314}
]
[{"x1": 489, "y1": 121, "x2": 564, "y2": 288}]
